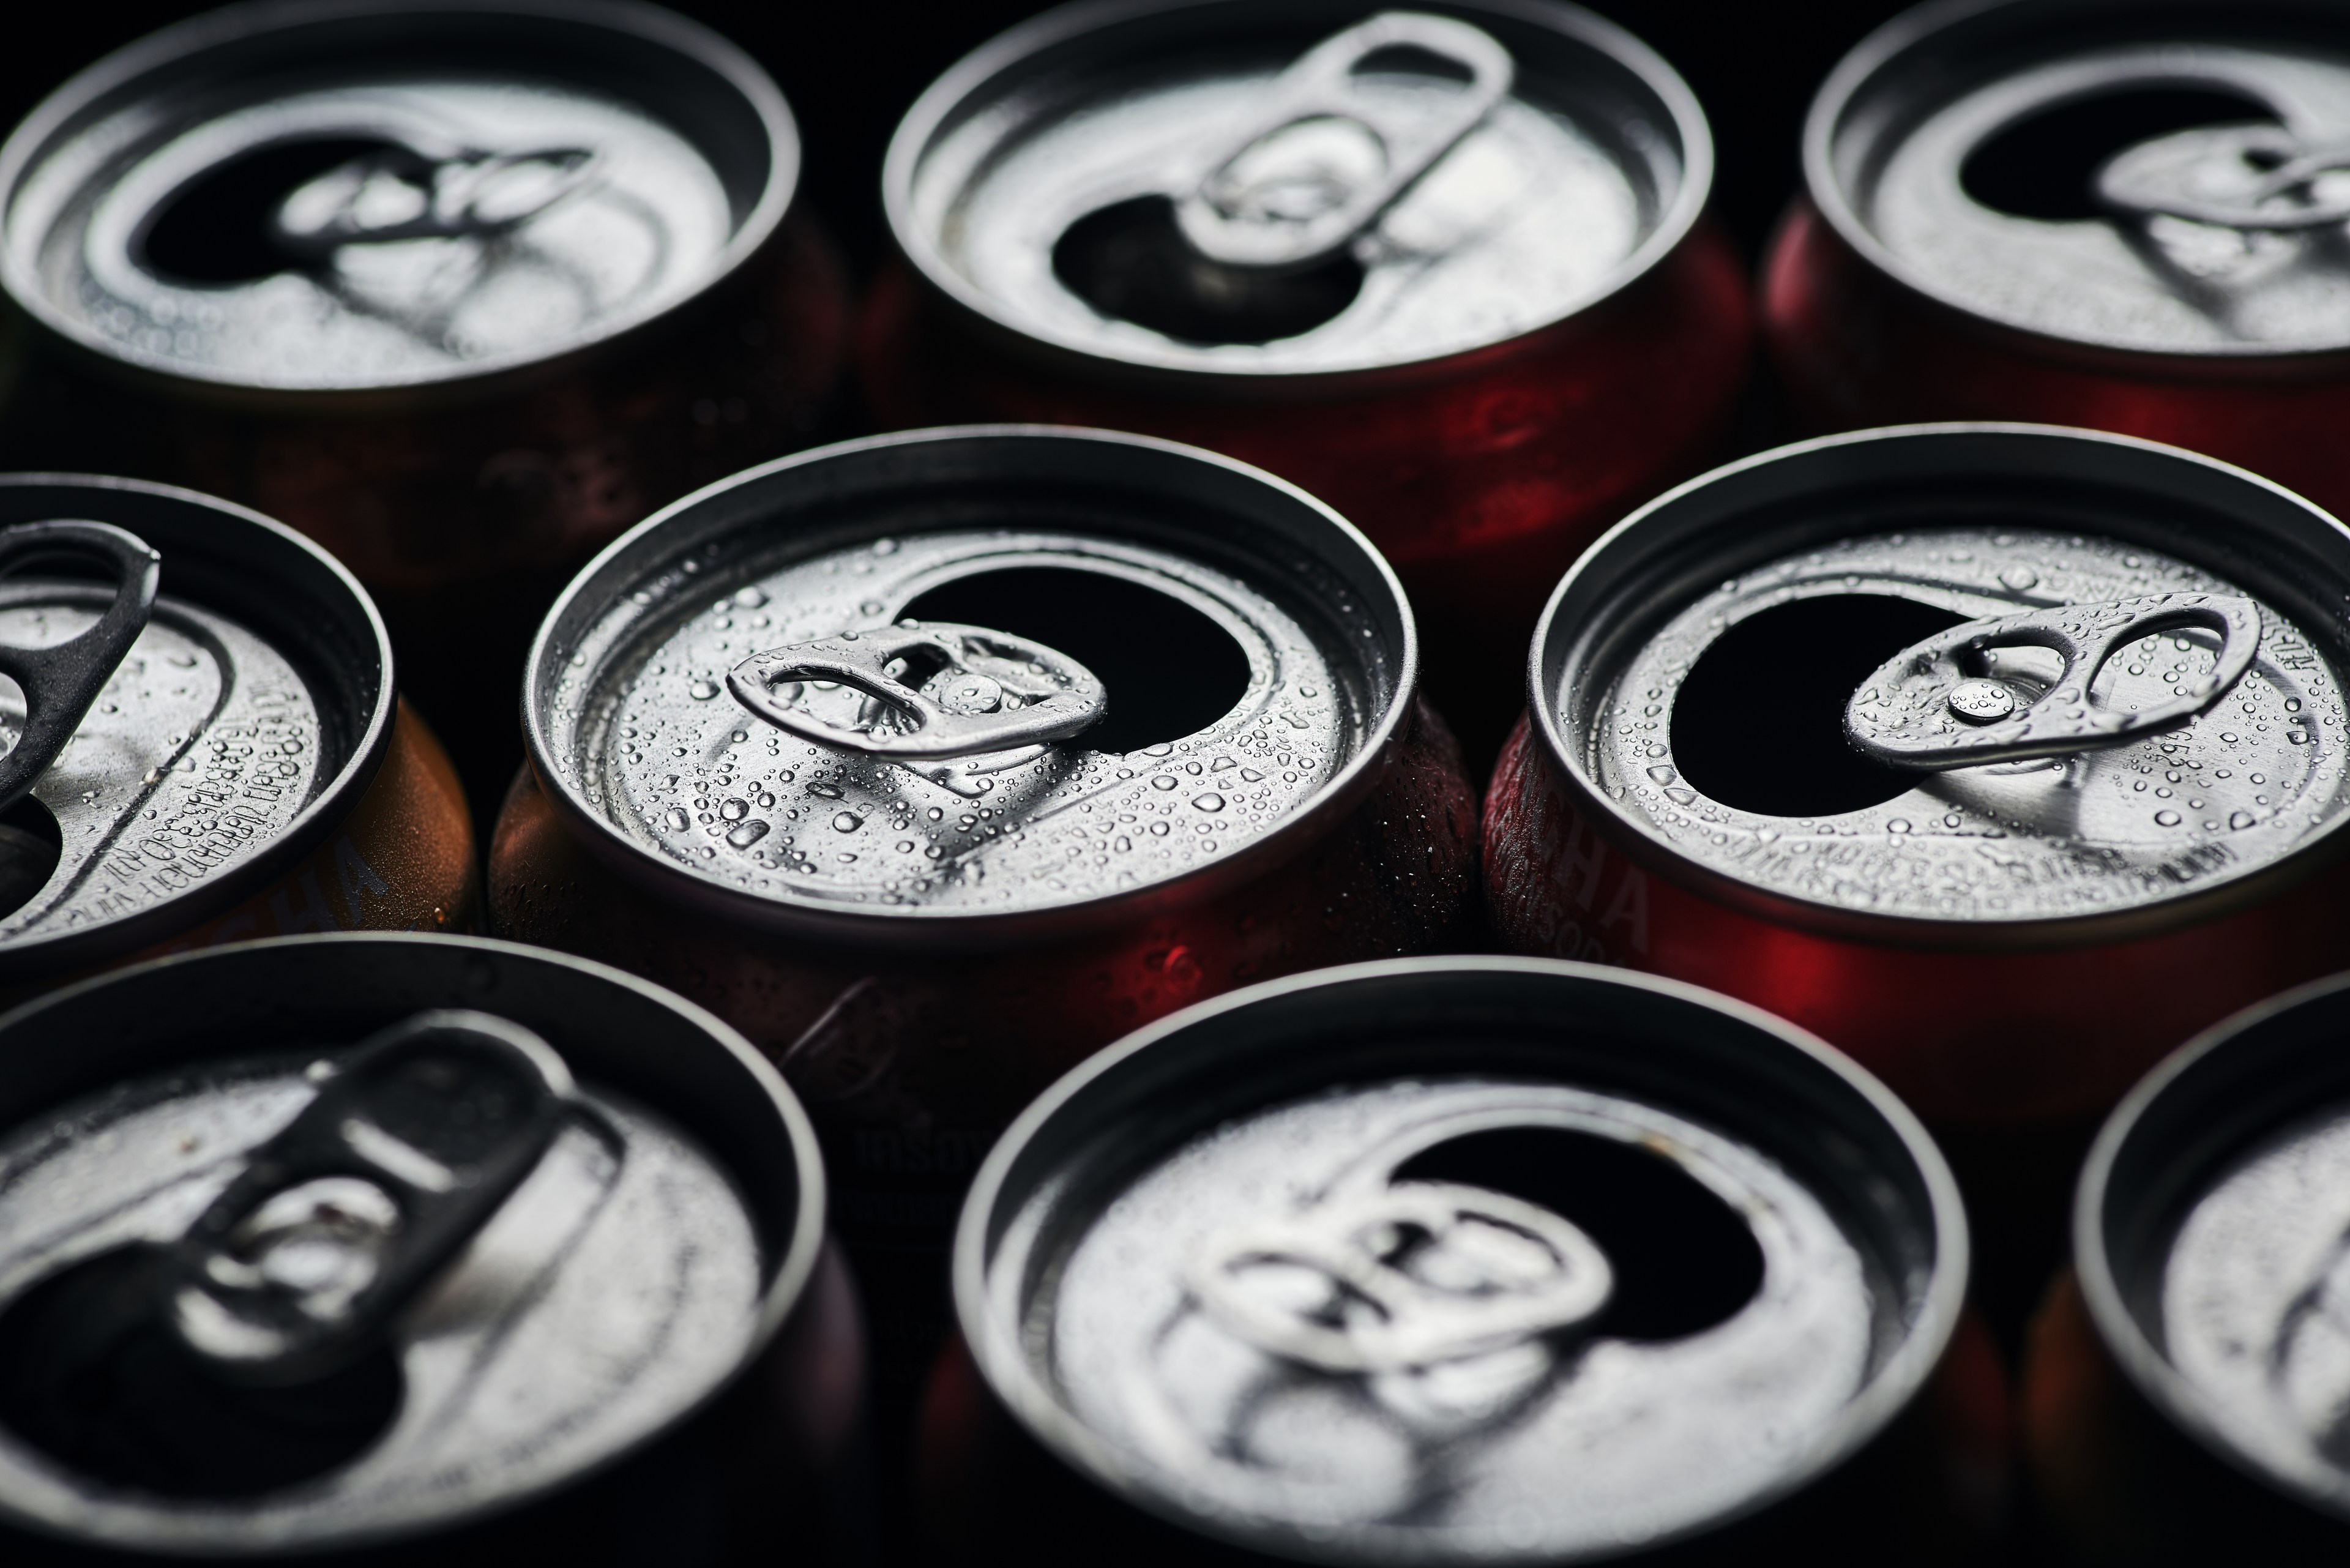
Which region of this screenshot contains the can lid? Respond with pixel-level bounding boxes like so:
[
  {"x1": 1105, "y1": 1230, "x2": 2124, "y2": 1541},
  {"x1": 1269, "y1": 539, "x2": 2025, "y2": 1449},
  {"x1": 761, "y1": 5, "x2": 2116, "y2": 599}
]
[
  {"x1": 524, "y1": 427, "x2": 1415, "y2": 947},
  {"x1": 956, "y1": 958, "x2": 1964, "y2": 1561},
  {"x1": 884, "y1": 0, "x2": 1709, "y2": 379},
  {"x1": 2077, "y1": 969, "x2": 2350, "y2": 1525},
  {"x1": 0, "y1": 476, "x2": 393, "y2": 979},
  {"x1": 1809, "y1": 0, "x2": 2350, "y2": 357},
  {"x1": 0, "y1": 933, "x2": 821, "y2": 1555},
  {"x1": 1532, "y1": 425, "x2": 2350, "y2": 943},
  {"x1": 0, "y1": 0, "x2": 796, "y2": 392}
]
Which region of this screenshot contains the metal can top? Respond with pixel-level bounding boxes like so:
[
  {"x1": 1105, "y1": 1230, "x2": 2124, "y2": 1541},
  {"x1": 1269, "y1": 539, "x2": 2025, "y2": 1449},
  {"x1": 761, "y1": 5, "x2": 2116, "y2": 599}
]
[
  {"x1": 1531, "y1": 425, "x2": 2350, "y2": 944},
  {"x1": 0, "y1": 0, "x2": 797, "y2": 394},
  {"x1": 956, "y1": 957, "x2": 1964, "y2": 1562},
  {"x1": 2076, "y1": 969, "x2": 2350, "y2": 1526},
  {"x1": 884, "y1": 0, "x2": 1709, "y2": 379},
  {"x1": 524, "y1": 427, "x2": 1416, "y2": 947},
  {"x1": 1809, "y1": 0, "x2": 2350, "y2": 358},
  {"x1": 0, "y1": 476, "x2": 394, "y2": 980},
  {"x1": 0, "y1": 933, "x2": 821, "y2": 1555}
]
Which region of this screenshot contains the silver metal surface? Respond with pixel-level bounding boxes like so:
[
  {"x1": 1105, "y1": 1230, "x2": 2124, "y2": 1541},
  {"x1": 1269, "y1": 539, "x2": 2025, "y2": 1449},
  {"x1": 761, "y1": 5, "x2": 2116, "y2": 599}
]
[
  {"x1": 1811, "y1": 1, "x2": 2350, "y2": 356},
  {"x1": 955, "y1": 958, "x2": 1964, "y2": 1562},
  {"x1": 884, "y1": 0, "x2": 1707, "y2": 376},
  {"x1": 1534, "y1": 426, "x2": 2350, "y2": 939},
  {"x1": 726, "y1": 620, "x2": 1107, "y2": 760},
  {"x1": 1846, "y1": 591, "x2": 2261, "y2": 768},
  {"x1": 526, "y1": 428, "x2": 1413, "y2": 943},
  {"x1": 0, "y1": 1, "x2": 797, "y2": 392}
]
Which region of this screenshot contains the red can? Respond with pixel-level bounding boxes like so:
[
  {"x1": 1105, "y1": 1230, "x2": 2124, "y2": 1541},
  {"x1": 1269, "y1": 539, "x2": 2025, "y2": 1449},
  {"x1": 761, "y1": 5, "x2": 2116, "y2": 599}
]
[
  {"x1": 1765, "y1": 0, "x2": 2350, "y2": 522},
  {"x1": 861, "y1": 0, "x2": 1751, "y2": 765},
  {"x1": 0, "y1": 0, "x2": 850, "y2": 819},
  {"x1": 488, "y1": 427, "x2": 1480, "y2": 1405},
  {"x1": 1486, "y1": 425, "x2": 2350, "y2": 1129}
]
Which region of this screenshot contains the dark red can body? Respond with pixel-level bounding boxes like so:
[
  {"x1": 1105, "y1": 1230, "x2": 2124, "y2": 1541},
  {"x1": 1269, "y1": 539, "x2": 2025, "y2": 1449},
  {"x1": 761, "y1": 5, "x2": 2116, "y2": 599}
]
[
  {"x1": 1764, "y1": 0, "x2": 2350, "y2": 521},
  {"x1": 862, "y1": 0, "x2": 1751, "y2": 764}
]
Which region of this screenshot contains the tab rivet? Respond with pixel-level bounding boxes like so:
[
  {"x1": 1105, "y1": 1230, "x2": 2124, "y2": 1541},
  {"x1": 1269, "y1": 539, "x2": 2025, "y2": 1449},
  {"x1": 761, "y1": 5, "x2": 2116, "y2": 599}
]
[{"x1": 1947, "y1": 679, "x2": 2015, "y2": 725}]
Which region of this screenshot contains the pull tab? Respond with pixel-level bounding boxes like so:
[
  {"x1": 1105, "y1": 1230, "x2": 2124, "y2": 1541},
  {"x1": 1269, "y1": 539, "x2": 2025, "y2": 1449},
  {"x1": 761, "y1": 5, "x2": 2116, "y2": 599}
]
[
  {"x1": 270, "y1": 143, "x2": 600, "y2": 259},
  {"x1": 0, "y1": 521, "x2": 160, "y2": 815},
  {"x1": 165, "y1": 1010, "x2": 575, "y2": 1385},
  {"x1": 728, "y1": 621, "x2": 1108, "y2": 760},
  {"x1": 2097, "y1": 122, "x2": 2350, "y2": 232},
  {"x1": 1173, "y1": 11, "x2": 1513, "y2": 271},
  {"x1": 1845, "y1": 592, "x2": 2261, "y2": 771}
]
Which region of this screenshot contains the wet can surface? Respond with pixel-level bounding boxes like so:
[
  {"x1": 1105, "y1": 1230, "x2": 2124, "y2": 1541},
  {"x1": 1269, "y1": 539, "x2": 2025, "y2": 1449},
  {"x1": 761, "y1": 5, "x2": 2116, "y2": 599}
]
[
  {"x1": 488, "y1": 426, "x2": 1481, "y2": 1408},
  {"x1": 1486, "y1": 425, "x2": 2350, "y2": 1130},
  {"x1": 1766, "y1": 0, "x2": 2350, "y2": 524},
  {"x1": 2023, "y1": 972, "x2": 2350, "y2": 1560},
  {"x1": 0, "y1": 0, "x2": 851, "y2": 819},
  {"x1": 920, "y1": 957, "x2": 2004, "y2": 1564},
  {"x1": 0, "y1": 932, "x2": 865, "y2": 1564},
  {"x1": 0, "y1": 473, "x2": 476, "y2": 999},
  {"x1": 862, "y1": 0, "x2": 1751, "y2": 766}
]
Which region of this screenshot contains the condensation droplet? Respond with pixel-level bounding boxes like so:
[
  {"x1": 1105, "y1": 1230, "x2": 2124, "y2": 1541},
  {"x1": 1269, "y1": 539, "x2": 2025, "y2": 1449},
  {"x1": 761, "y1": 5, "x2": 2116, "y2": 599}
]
[
  {"x1": 726, "y1": 820, "x2": 770, "y2": 849},
  {"x1": 689, "y1": 679, "x2": 719, "y2": 700}
]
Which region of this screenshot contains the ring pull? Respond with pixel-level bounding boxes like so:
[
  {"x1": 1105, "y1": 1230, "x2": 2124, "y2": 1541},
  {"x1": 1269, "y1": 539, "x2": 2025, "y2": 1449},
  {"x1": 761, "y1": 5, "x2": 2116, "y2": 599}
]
[
  {"x1": 2097, "y1": 122, "x2": 2350, "y2": 233},
  {"x1": 271, "y1": 141, "x2": 601, "y2": 259},
  {"x1": 1845, "y1": 591, "x2": 2262, "y2": 771},
  {"x1": 0, "y1": 520, "x2": 160, "y2": 815},
  {"x1": 727, "y1": 620, "x2": 1108, "y2": 760},
  {"x1": 1172, "y1": 10, "x2": 1513, "y2": 271}
]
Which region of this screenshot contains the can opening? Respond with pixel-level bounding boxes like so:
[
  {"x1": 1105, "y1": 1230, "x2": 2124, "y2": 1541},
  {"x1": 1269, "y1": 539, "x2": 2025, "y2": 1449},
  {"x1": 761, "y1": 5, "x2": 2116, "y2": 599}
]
[
  {"x1": 138, "y1": 137, "x2": 398, "y2": 286},
  {"x1": 1961, "y1": 88, "x2": 2273, "y2": 223},
  {"x1": 1671, "y1": 594, "x2": 1964, "y2": 817},
  {"x1": 900, "y1": 567, "x2": 1250, "y2": 755},
  {"x1": 1397, "y1": 1124, "x2": 1762, "y2": 1342},
  {"x1": 0, "y1": 1247, "x2": 402, "y2": 1497},
  {"x1": 0, "y1": 791, "x2": 61, "y2": 920},
  {"x1": 1052, "y1": 196, "x2": 1365, "y2": 344}
]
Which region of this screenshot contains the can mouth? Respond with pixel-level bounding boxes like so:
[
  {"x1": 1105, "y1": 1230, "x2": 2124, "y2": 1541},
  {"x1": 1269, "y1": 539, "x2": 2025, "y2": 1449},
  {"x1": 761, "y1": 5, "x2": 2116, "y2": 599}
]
[
  {"x1": 1529, "y1": 424, "x2": 2350, "y2": 949},
  {"x1": 1804, "y1": 0, "x2": 2350, "y2": 360},
  {"x1": 954, "y1": 957, "x2": 1966, "y2": 1562},
  {"x1": 882, "y1": 0, "x2": 1713, "y2": 381},
  {"x1": 0, "y1": 0, "x2": 799, "y2": 395},
  {"x1": 2077, "y1": 969, "x2": 2350, "y2": 1526},
  {"x1": 523, "y1": 426, "x2": 1417, "y2": 949}
]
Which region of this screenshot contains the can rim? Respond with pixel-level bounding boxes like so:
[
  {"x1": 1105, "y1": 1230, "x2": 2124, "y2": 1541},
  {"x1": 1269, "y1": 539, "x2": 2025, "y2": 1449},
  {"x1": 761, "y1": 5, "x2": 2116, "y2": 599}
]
[
  {"x1": 1800, "y1": 0, "x2": 2350, "y2": 366},
  {"x1": 1523, "y1": 421, "x2": 2350, "y2": 952},
  {"x1": 0, "y1": 472, "x2": 397, "y2": 982},
  {"x1": 881, "y1": 0, "x2": 1714, "y2": 386},
  {"x1": 2073, "y1": 965, "x2": 2350, "y2": 1526},
  {"x1": 518, "y1": 424, "x2": 1419, "y2": 952},
  {"x1": 953, "y1": 954, "x2": 1970, "y2": 1563},
  {"x1": 0, "y1": 0, "x2": 801, "y2": 397},
  {"x1": 0, "y1": 930, "x2": 829, "y2": 1556}
]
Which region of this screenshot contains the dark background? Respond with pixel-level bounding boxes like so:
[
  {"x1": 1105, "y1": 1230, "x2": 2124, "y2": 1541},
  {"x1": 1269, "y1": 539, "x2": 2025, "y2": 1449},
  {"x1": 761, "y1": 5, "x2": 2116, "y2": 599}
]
[{"x1": 1, "y1": 0, "x2": 1920, "y2": 281}]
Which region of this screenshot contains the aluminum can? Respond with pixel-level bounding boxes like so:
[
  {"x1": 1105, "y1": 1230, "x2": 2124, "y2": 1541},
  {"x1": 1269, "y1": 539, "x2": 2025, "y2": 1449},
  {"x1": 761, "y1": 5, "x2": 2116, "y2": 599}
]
[
  {"x1": 920, "y1": 957, "x2": 2007, "y2": 1564},
  {"x1": 2021, "y1": 971, "x2": 2350, "y2": 1560},
  {"x1": 0, "y1": 473, "x2": 476, "y2": 1001},
  {"x1": 1487, "y1": 425, "x2": 2350, "y2": 1132},
  {"x1": 861, "y1": 0, "x2": 1751, "y2": 766},
  {"x1": 0, "y1": 931, "x2": 866, "y2": 1565},
  {"x1": 487, "y1": 426, "x2": 1482, "y2": 1413},
  {"x1": 0, "y1": 0, "x2": 851, "y2": 821},
  {"x1": 1766, "y1": 0, "x2": 2350, "y2": 525}
]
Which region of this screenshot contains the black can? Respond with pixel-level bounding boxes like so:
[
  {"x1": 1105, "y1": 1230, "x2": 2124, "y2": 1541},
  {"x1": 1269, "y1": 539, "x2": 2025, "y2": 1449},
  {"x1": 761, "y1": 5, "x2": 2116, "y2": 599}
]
[
  {"x1": 0, "y1": 933, "x2": 866, "y2": 1564},
  {"x1": 2027, "y1": 970, "x2": 2350, "y2": 1559},
  {"x1": 924, "y1": 957, "x2": 2005, "y2": 1564}
]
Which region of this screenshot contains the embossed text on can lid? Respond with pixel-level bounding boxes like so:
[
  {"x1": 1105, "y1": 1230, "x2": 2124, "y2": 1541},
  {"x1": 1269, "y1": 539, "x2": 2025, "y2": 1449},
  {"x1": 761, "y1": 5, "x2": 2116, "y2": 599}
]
[
  {"x1": 1809, "y1": 0, "x2": 2350, "y2": 357},
  {"x1": 2075, "y1": 970, "x2": 2350, "y2": 1527},
  {"x1": 523, "y1": 427, "x2": 1415, "y2": 946},
  {"x1": 1531, "y1": 425, "x2": 2350, "y2": 944},
  {"x1": 884, "y1": 0, "x2": 1710, "y2": 378},
  {"x1": 0, "y1": 0, "x2": 798, "y2": 393},
  {"x1": 955, "y1": 958, "x2": 1964, "y2": 1561},
  {"x1": 0, "y1": 933, "x2": 821, "y2": 1555},
  {"x1": 0, "y1": 476, "x2": 395, "y2": 979}
]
